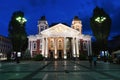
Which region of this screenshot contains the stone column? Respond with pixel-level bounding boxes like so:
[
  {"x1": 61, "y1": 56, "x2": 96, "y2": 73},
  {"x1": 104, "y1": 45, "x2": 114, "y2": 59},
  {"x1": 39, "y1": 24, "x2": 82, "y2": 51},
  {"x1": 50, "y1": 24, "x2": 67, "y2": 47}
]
[
  {"x1": 78, "y1": 39, "x2": 80, "y2": 57},
  {"x1": 72, "y1": 38, "x2": 76, "y2": 57},
  {"x1": 76, "y1": 38, "x2": 79, "y2": 57},
  {"x1": 42, "y1": 37, "x2": 45, "y2": 56},
  {"x1": 64, "y1": 37, "x2": 67, "y2": 59},
  {"x1": 45, "y1": 37, "x2": 48, "y2": 58},
  {"x1": 54, "y1": 38, "x2": 57, "y2": 59}
]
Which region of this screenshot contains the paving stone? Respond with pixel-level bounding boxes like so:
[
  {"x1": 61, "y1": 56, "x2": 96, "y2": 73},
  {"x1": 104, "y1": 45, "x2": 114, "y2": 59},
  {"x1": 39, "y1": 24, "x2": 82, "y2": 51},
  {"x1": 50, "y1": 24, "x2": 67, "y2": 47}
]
[{"x1": 0, "y1": 60, "x2": 120, "y2": 80}]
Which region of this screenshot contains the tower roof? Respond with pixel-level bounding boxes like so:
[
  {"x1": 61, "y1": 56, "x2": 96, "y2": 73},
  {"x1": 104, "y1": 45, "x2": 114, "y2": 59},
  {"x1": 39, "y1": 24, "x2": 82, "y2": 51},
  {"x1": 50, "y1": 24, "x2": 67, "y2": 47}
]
[
  {"x1": 39, "y1": 16, "x2": 46, "y2": 21},
  {"x1": 73, "y1": 16, "x2": 80, "y2": 21}
]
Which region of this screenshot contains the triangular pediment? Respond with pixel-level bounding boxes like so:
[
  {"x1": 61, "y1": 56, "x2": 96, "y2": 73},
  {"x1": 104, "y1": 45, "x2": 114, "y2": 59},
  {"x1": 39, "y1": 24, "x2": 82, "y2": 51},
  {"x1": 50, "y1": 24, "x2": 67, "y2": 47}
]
[{"x1": 41, "y1": 23, "x2": 80, "y2": 37}]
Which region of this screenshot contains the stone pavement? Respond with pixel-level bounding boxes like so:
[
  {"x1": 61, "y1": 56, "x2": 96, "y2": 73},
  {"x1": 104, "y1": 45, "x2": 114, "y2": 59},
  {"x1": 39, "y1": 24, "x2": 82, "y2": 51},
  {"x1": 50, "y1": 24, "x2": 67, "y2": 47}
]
[{"x1": 0, "y1": 60, "x2": 120, "y2": 80}]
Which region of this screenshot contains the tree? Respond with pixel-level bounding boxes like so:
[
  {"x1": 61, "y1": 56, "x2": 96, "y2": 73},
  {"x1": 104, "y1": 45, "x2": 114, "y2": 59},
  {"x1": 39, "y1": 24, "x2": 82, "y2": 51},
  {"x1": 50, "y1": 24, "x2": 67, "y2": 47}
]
[
  {"x1": 8, "y1": 11, "x2": 28, "y2": 53},
  {"x1": 90, "y1": 7, "x2": 111, "y2": 54}
]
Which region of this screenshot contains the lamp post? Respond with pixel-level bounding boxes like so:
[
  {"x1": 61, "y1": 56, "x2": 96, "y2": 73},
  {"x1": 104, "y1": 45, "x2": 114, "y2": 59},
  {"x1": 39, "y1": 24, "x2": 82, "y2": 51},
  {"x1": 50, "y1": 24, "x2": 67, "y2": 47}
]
[
  {"x1": 15, "y1": 16, "x2": 27, "y2": 63},
  {"x1": 94, "y1": 16, "x2": 106, "y2": 61},
  {"x1": 16, "y1": 16, "x2": 27, "y2": 24},
  {"x1": 95, "y1": 16, "x2": 106, "y2": 23},
  {"x1": 90, "y1": 7, "x2": 111, "y2": 62}
]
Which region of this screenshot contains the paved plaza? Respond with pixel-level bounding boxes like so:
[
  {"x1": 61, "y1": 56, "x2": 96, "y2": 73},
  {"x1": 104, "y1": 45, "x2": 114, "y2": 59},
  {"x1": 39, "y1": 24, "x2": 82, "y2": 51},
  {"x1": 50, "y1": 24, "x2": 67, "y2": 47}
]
[{"x1": 0, "y1": 60, "x2": 120, "y2": 80}]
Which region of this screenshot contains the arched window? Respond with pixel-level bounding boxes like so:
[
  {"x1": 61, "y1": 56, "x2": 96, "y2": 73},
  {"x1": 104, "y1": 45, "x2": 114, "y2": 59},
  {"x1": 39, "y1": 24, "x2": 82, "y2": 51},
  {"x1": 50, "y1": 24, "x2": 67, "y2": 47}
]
[
  {"x1": 33, "y1": 41, "x2": 37, "y2": 50},
  {"x1": 76, "y1": 28, "x2": 79, "y2": 31},
  {"x1": 58, "y1": 39, "x2": 62, "y2": 48},
  {"x1": 40, "y1": 26, "x2": 44, "y2": 31},
  {"x1": 50, "y1": 39, "x2": 54, "y2": 48}
]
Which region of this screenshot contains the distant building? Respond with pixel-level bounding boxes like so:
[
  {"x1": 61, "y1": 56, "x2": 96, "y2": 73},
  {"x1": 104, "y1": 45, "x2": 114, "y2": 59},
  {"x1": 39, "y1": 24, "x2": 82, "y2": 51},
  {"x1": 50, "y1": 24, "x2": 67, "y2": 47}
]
[
  {"x1": 28, "y1": 16, "x2": 92, "y2": 59},
  {"x1": 0, "y1": 35, "x2": 12, "y2": 60}
]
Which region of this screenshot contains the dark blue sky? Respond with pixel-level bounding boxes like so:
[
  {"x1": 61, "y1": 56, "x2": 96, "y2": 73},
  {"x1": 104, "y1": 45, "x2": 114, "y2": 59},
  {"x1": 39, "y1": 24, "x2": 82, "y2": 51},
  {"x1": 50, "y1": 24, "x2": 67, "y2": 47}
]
[{"x1": 0, "y1": 0, "x2": 120, "y2": 40}]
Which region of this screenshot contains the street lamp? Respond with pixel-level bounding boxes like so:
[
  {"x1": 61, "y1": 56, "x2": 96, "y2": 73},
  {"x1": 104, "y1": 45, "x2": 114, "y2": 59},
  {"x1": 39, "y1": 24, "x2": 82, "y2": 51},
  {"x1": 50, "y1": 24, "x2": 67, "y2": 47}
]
[
  {"x1": 16, "y1": 16, "x2": 27, "y2": 24},
  {"x1": 15, "y1": 16, "x2": 27, "y2": 63},
  {"x1": 94, "y1": 16, "x2": 107, "y2": 61},
  {"x1": 95, "y1": 16, "x2": 106, "y2": 23}
]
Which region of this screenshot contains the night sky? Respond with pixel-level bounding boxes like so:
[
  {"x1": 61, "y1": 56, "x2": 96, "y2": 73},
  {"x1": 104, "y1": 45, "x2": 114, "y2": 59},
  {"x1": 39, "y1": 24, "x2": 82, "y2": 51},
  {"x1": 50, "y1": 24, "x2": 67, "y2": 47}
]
[{"x1": 0, "y1": 0, "x2": 120, "y2": 40}]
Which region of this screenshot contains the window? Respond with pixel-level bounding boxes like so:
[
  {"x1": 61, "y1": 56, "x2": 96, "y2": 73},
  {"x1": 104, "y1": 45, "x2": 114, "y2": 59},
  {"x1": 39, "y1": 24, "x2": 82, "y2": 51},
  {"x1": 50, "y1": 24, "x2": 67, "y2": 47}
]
[
  {"x1": 76, "y1": 28, "x2": 79, "y2": 31},
  {"x1": 33, "y1": 42, "x2": 37, "y2": 50},
  {"x1": 40, "y1": 25, "x2": 45, "y2": 31},
  {"x1": 83, "y1": 41, "x2": 87, "y2": 50},
  {"x1": 41, "y1": 27, "x2": 44, "y2": 31},
  {"x1": 58, "y1": 40, "x2": 62, "y2": 48},
  {"x1": 45, "y1": 26, "x2": 47, "y2": 29}
]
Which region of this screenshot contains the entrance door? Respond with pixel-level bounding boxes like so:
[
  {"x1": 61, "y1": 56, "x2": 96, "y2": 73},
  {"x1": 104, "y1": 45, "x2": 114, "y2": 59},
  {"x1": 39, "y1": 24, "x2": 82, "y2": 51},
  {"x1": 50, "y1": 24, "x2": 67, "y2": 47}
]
[
  {"x1": 50, "y1": 51, "x2": 54, "y2": 59},
  {"x1": 66, "y1": 38, "x2": 72, "y2": 59},
  {"x1": 67, "y1": 52, "x2": 70, "y2": 59},
  {"x1": 58, "y1": 50, "x2": 62, "y2": 59}
]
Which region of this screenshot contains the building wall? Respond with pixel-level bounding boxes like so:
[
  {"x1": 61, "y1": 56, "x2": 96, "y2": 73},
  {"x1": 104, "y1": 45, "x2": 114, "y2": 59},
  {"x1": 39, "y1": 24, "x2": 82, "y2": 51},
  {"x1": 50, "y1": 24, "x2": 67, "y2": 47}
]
[{"x1": 0, "y1": 35, "x2": 12, "y2": 60}]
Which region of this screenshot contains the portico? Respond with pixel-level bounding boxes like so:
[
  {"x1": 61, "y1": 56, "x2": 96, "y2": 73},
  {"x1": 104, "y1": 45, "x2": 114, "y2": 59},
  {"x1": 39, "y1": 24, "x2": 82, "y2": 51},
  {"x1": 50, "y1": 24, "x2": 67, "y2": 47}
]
[
  {"x1": 28, "y1": 16, "x2": 92, "y2": 59},
  {"x1": 28, "y1": 23, "x2": 92, "y2": 59}
]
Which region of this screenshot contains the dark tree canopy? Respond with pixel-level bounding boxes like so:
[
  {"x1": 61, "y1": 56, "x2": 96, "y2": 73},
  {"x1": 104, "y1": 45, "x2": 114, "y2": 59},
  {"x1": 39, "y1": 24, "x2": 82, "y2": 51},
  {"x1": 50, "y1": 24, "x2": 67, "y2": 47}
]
[
  {"x1": 8, "y1": 11, "x2": 28, "y2": 52},
  {"x1": 90, "y1": 7, "x2": 112, "y2": 52}
]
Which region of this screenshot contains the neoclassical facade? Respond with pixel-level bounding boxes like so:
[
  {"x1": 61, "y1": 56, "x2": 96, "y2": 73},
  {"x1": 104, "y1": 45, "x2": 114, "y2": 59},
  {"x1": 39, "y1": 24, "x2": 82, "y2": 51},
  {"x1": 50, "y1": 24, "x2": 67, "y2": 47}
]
[{"x1": 28, "y1": 16, "x2": 92, "y2": 59}]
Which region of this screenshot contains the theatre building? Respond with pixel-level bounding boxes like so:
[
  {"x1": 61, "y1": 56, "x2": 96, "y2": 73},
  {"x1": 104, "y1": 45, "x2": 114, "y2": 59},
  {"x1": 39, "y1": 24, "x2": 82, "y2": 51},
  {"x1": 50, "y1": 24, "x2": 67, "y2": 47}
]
[{"x1": 28, "y1": 16, "x2": 92, "y2": 59}]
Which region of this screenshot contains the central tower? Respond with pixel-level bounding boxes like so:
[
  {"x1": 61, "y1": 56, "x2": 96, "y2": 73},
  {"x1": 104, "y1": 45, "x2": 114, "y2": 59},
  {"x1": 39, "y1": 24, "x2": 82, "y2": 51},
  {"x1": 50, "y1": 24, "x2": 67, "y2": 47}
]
[
  {"x1": 71, "y1": 16, "x2": 82, "y2": 34},
  {"x1": 37, "y1": 16, "x2": 48, "y2": 34}
]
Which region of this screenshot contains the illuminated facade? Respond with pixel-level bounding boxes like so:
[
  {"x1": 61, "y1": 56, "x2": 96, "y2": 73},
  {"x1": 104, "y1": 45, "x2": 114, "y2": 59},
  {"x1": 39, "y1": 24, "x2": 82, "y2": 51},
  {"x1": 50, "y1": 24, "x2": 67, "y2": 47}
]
[
  {"x1": 0, "y1": 35, "x2": 12, "y2": 60},
  {"x1": 28, "y1": 16, "x2": 92, "y2": 59}
]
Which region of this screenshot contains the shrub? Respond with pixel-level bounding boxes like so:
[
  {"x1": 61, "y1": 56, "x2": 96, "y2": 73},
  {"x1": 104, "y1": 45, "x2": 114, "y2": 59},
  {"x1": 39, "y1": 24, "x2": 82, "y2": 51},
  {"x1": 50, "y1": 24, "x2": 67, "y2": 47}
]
[
  {"x1": 33, "y1": 54, "x2": 44, "y2": 61},
  {"x1": 22, "y1": 49, "x2": 31, "y2": 60}
]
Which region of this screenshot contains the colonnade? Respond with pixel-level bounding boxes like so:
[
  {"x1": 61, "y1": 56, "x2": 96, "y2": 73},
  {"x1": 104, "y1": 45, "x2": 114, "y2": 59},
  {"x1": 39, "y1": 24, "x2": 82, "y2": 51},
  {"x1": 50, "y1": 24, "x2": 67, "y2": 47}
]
[
  {"x1": 41, "y1": 37, "x2": 80, "y2": 59},
  {"x1": 28, "y1": 36, "x2": 92, "y2": 59}
]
